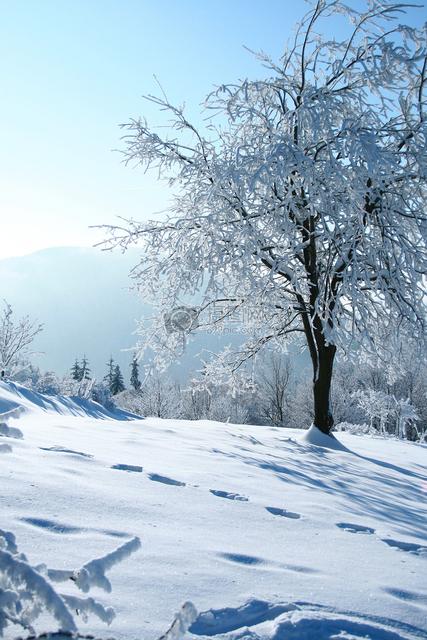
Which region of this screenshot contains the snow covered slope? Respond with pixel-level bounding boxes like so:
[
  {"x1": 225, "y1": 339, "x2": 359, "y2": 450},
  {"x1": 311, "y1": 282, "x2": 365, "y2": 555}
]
[
  {"x1": 1, "y1": 383, "x2": 426, "y2": 639},
  {"x1": 0, "y1": 381, "x2": 138, "y2": 421}
]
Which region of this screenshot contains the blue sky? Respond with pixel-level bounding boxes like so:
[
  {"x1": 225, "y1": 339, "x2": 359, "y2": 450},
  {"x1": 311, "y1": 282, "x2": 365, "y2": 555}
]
[{"x1": 0, "y1": 0, "x2": 424, "y2": 259}]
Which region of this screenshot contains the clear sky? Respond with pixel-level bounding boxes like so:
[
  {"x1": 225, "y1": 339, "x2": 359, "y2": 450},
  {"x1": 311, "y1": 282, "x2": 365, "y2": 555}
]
[{"x1": 0, "y1": 1, "x2": 424, "y2": 259}]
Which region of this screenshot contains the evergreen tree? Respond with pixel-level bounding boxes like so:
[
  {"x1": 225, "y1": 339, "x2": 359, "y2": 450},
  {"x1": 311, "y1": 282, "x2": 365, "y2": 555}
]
[
  {"x1": 71, "y1": 358, "x2": 82, "y2": 381},
  {"x1": 104, "y1": 356, "x2": 115, "y2": 391},
  {"x1": 80, "y1": 355, "x2": 91, "y2": 380},
  {"x1": 130, "y1": 356, "x2": 141, "y2": 391},
  {"x1": 111, "y1": 364, "x2": 125, "y2": 395}
]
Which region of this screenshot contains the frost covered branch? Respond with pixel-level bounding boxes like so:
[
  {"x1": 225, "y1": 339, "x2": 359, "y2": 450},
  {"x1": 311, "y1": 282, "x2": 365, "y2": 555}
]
[{"x1": 0, "y1": 530, "x2": 140, "y2": 636}]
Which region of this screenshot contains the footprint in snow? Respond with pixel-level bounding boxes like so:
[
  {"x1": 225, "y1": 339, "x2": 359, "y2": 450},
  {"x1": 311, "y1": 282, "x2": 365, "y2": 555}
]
[
  {"x1": 266, "y1": 506, "x2": 301, "y2": 519},
  {"x1": 148, "y1": 473, "x2": 186, "y2": 486},
  {"x1": 111, "y1": 463, "x2": 143, "y2": 473},
  {"x1": 101, "y1": 529, "x2": 131, "y2": 539},
  {"x1": 336, "y1": 522, "x2": 375, "y2": 534},
  {"x1": 384, "y1": 587, "x2": 427, "y2": 606},
  {"x1": 210, "y1": 489, "x2": 248, "y2": 501},
  {"x1": 220, "y1": 552, "x2": 264, "y2": 566},
  {"x1": 381, "y1": 538, "x2": 427, "y2": 556},
  {"x1": 21, "y1": 516, "x2": 131, "y2": 539},
  {"x1": 219, "y1": 552, "x2": 318, "y2": 575},
  {"x1": 40, "y1": 446, "x2": 93, "y2": 458},
  {"x1": 21, "y1": 517, "x2": 82, "y2": 534}
]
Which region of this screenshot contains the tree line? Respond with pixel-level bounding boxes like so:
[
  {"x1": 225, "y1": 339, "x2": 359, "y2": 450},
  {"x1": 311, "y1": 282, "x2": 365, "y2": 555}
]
[{"x1": 68, "y1": 355, "x2": 141, "y2": 396}]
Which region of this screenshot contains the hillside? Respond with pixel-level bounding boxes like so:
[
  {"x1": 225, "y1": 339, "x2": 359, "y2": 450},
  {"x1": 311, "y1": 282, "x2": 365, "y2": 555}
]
[{"x1": 1, "y1": 382, "x2": 426, "y2": 639}]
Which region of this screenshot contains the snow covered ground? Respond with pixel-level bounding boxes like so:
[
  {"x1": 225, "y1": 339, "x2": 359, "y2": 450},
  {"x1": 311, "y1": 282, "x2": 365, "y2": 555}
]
[{"x1": 1, "y1": 381, "x2": 426, "y2": 639}]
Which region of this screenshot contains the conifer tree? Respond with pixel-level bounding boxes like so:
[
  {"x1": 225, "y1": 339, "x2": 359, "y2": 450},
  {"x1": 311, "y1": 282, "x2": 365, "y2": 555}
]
[
  {"x1": 130, "y1": 356, "x2": 141, "y2": 391},
  {"x1": 71, "y1": 358, "x2": 82, "y2": 382},
  {"x1": 80, "y1": 355, "x2": 91, "y2": 380},
  {"x1": 111, "y1": 364, "x2": 125, "y2": 395},
  {"x1": 104, "y1": 356, "x2": 115, "y2": 391}
]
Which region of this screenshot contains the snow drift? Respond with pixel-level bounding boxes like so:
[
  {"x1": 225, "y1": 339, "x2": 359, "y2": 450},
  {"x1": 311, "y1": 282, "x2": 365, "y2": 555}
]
[{"x1": 0, "y1": 381, "x2": 138, "y2": 422}]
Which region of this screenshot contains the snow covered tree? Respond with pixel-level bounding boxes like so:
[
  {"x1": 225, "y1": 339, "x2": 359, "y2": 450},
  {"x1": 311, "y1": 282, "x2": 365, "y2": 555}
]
[
  {"x1": 80, "y1": 355, "x2": 91, "y2": 380},
  {"x1": 70, "y1": 357, "x2": 90, "y2": 383},
  {"x1": 110, "y1": 364, "x2": 125, "y2": 395},
  {"x1": 34, "y1": 371, "x2": 60, "y2": 395},
  {"x1": 70, "y1": 358, "x2": 81, "y2": 381},
  {"x1": 256, "y1": 354, "x2": 293, "y2": 427},
  {"x1": 354, "y1": 388, "x2": 394, "y2": 435},
  {"x1": 102, "y1": 1, "x2": 427, "y2": 436},
  {"x1": 104, "y1": 355, "x2": 115, "y2": 391},
  {"x1": 130, "y1": 355, "x2": 141, "y2": 390},
  {"x1": 0, "y1": 301, "x2": 43, "y2": 377},
  {"x1": 394, "y1": 396, "x2": 418, "y2": 439},
  {"x1": 139, "y1": 372, "x2": 182, "y2": 418}
]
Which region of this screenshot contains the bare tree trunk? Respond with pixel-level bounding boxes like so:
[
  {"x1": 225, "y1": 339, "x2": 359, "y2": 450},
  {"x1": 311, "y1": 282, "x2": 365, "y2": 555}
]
[{"x1": 312, "y1": 342, "x2": 336, "y2": 435}]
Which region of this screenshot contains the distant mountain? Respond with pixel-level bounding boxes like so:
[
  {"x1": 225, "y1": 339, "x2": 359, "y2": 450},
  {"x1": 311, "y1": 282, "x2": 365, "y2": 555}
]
[{"x1": 0, "y1": 247, "x2": 241, "y2": 382}]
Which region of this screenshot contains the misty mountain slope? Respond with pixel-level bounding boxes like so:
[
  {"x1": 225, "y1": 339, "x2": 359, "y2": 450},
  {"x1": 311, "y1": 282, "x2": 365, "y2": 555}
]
[
  {"x1": 0, "y1": 247, "x2": 240, "y2": 380},
  {"x1": 1, "y1": 382, "x2": 426, "y2": 640},
  {"x1": 0, "y1": 247, "x2": 144, "y2": 377}
]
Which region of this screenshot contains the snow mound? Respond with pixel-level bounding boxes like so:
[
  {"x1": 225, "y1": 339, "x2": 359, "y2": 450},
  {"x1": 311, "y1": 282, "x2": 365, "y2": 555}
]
[
  {"x1": 300, "y1": 424, "x2": 349, "y2": 451},
  {"x1": 0, "y1": 422, "x2": 24, "y2": 439},
  {"x1": 191, "y1": 599, "x2": 425, "y2": 640},
  {"x1": 0, "y1": 381, "x2": 138, "y2": 421}
]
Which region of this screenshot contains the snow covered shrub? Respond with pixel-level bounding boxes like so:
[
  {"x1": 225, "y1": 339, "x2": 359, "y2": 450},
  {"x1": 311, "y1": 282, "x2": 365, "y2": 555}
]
[
  {"x1": 60, "y1": 377, "x2": 94, "y2": 400},
  {"x1": 0, "y1": 529, "x2": 140, "y2": 636},
  {"x1": 353, "y1": 389, "x2": 394, "y2": 435},
  {"x1": 114, "y1": 389, "x2": 144, "y2": 417},
  {"x1": 34, "y1": 371, "x2": 61, "y2": 396},
  {"x1": 116, "y1": 374, "x2": 183, "y2": 418},
  {"x1": 335, "y1": 422, "x2": 377, "y2": 436},
  {"x1": 90, "y1": 382, "x2": 116, "y2": 411}
]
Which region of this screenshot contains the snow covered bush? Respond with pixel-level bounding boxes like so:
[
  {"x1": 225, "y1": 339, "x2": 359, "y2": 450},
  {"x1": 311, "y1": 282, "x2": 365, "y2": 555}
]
[
  {"x1": 394, "y1": 397, "x2": 418, "y2": 439},
  {"x1": 90, "y1": 382, "x2": 116, "y2": 411},
  {"x1": 116, "y1": 374, "x2": 182, "y2": 418},
  {"x1": 335, "y1": 422, "x2": 377, "y2": 436},
  {"x1": 354, "y1": 389, "x2": 395, "y2": 436},
  {"x1": 0, "y1": 301, "x2": 43, "y2": 378},
  {"x1": 181, "y1": 377, "x2": 251, "y2": 424},
  {"x1": 0, "y1": 529, "x2": 140, "y2": 636},
  {"x1": 34, "y1": 371, "x2": 61, "y2": 396},
  {"x1": 60, "y1": 376, "x2": 95, "y2": 400}
]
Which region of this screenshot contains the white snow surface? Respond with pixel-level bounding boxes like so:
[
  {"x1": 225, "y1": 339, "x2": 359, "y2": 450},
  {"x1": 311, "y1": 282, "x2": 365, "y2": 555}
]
[{"x1": 1, "y1": 382, "x2": 426, "y2": 640}]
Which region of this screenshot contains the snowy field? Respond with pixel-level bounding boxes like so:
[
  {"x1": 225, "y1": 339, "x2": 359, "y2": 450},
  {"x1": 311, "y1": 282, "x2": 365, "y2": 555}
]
[{"x1": 1, "y1": 381, "x2": 427, "y2": 640}]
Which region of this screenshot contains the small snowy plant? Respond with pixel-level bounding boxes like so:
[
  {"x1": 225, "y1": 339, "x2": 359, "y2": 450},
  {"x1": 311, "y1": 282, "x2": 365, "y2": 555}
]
[
  {"x1": 0, "y1": 529, "x2": 141, "y2": 636},
  {"x1": 101, "y1": 0, "x2": 427, "y2": 437}
]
